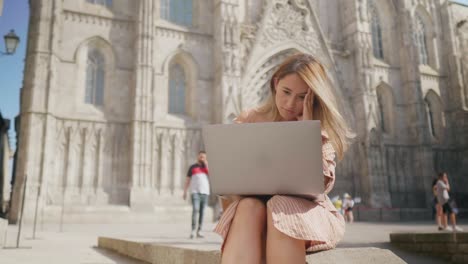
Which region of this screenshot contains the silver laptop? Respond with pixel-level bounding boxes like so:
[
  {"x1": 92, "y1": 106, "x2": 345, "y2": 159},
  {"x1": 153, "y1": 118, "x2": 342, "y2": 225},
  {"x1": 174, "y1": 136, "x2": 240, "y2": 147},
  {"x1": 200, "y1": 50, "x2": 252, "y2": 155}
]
[{"x1": 202, "y1": 120, "x2": 324, "y2": 196}]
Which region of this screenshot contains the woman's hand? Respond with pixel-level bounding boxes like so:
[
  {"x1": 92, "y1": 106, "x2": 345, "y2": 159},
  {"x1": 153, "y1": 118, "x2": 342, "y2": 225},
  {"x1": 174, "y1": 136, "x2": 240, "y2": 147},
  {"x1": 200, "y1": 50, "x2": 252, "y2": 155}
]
[{"x1": 301, "y1": 89, "x2": 314, "y2": 120}]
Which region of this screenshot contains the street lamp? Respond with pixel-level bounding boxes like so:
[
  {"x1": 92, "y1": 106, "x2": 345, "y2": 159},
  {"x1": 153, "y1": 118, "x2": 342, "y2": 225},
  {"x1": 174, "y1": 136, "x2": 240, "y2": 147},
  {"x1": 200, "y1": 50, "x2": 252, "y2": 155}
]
[{"x1": 2, "y1": 30, "x2": 20, "y2": 56}]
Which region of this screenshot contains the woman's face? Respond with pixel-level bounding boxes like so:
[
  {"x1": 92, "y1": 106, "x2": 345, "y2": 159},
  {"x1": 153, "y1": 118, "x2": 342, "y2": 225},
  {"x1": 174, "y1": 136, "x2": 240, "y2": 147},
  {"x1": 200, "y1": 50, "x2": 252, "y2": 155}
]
[{"x1": 274, "y1": 73, "x2": 312, "y2": 121}]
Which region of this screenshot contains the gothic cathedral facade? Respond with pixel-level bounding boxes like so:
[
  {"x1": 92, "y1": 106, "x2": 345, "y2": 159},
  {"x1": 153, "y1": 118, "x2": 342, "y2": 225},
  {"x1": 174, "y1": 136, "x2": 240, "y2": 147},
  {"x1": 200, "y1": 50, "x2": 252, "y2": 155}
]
[{"x1": 9, "y1": 0, "x2": 468, "y2": 222}]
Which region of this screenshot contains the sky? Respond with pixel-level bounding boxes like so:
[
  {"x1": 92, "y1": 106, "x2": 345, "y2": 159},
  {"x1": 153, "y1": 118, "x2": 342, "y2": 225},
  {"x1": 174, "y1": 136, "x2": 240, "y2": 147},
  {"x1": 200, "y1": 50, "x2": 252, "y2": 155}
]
[
  {"x1": 0, "y1": 0, "x2": 29, "y2": 145},
  {"x1": 0, "y1": 0, "x2": 468, "y2": 148}
]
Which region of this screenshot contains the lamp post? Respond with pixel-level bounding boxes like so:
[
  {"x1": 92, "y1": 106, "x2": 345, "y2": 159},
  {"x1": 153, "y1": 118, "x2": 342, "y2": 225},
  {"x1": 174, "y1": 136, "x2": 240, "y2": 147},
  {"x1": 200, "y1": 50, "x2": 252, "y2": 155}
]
[{"x1": 1, "y1": 29, "x2": 20, "y2": 56}]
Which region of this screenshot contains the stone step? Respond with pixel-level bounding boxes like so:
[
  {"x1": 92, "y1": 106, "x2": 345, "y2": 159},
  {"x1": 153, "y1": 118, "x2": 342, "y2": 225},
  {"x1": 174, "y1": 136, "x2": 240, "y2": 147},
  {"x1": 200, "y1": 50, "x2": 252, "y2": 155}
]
[
  {"x1": 390, "y1": 232, "x2": 468, "y2": 264},
  {"x1": 98, "y1": 237, "x2": 407, "y2": 264}
]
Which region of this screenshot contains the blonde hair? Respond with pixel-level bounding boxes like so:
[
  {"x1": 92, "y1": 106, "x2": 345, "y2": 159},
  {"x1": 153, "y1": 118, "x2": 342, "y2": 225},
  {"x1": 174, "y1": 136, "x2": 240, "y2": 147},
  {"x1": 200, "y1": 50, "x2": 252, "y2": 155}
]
[{"x1": 257, "y1": 53, "x2": 353, "y2": 159}]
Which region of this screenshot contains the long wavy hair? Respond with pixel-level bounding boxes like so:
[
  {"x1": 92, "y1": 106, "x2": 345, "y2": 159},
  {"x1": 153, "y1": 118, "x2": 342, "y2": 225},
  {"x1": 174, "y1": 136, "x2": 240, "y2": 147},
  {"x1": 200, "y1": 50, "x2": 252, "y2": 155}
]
[{"x1": 257, "y1": 53, "x2": 353, "y2": 159}]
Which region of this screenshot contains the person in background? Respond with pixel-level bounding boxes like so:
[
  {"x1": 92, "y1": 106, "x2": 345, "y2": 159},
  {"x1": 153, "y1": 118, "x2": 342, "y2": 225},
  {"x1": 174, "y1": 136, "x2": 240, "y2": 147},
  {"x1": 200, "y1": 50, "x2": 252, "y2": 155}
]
[
  {"x1": 332, "y1": 195, "x2": 343, "y2": 215},
  {"x1": 436, "y1": 172, "x2": 463, "y2": 232},
  {"x1": 432, "y1": 178, "x2": 443, "y2": 231},
  {"x1": 183, "y1": 151, "x2": 210, "y2": 239},
  {"x1": 342, "y1": 193, "x2": 354, "y2": 223}
]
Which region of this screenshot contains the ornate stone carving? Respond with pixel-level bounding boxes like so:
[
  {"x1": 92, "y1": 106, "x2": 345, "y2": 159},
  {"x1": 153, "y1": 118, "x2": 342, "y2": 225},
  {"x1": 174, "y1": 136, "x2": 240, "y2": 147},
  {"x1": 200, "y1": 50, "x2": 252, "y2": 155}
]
[
  {"x1": 64, "y1": 10, "x2": 133, "y2": 30},
  {"x1": 239, "y1": 24, "x2": 257, "y2": 71},
  {"x1": 242, "y1": 49, "x2": 296, "y2": 110},
  {"x1": 155, "y1": 27, "x2": 212, "y2": 45},
  {"x1": 260, "y1": 0, "x2": 319, "y2": 51},
  {"x1": 45, "y1": 118, "x2": 131, "y2": 205}
]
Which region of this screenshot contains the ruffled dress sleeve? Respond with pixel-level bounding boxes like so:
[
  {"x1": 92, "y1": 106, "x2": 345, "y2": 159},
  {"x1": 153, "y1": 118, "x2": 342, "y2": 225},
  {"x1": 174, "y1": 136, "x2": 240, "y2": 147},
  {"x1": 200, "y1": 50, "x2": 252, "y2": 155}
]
[{"x1": 321, "y1": 130, "x2": 336, "y2": 194}]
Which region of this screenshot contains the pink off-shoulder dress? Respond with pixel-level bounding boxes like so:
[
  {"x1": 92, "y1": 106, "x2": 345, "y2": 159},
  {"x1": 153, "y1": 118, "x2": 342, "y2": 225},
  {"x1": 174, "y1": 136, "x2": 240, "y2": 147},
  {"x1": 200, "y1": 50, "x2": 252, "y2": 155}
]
[{"x1": 213, "y1": 109, "x2": 345, "y2": 253}]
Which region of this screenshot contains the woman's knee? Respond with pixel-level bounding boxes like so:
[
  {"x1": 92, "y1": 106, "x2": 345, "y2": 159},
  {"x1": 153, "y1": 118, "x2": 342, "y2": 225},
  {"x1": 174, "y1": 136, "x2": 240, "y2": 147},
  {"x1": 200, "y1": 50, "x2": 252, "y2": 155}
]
[{"x1": 235, "y1": 198, "x2": 267, "y2": 225}]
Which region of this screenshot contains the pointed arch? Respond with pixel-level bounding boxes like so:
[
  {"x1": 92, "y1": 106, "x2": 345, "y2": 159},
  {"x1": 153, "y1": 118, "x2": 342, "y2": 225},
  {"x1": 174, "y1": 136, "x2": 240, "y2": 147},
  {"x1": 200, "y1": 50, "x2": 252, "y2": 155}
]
[
  {"x1": 415, "y1": 15, "x2": 429, "y2": 65},
  {"x1": 168, "y1": 64, "x2": 186, "y2": 114},
  {"x1": 74, "y1": 37, "x2": 116, "y2": 108},
  {"x1": 74, "y1": 36, "x2": 116, "y2": 66},
  {"x1": 424, "y1": 90, "x2": 444, "y2": 139},
  {"x1": 413, "y1": 6, "x2": 437, "y2": 68},
  {"x1": 85, "y1": 49, "x2": 105, "y2": 106},
  {"x1": 368, "y1": 0, "x2": 384, "y2": 59},
  {"x1": 241, "y1": 46, "x2": 303, "y2": 110},
  {"x1": 375, "y1": 82, "x2": 395, "y2": 135},
  {"x1": 162, "y1": 50, "x2": 199, "y2": 118},
  {"x1": 368, "y1": 0, "x2": 399, "y2": 65}
]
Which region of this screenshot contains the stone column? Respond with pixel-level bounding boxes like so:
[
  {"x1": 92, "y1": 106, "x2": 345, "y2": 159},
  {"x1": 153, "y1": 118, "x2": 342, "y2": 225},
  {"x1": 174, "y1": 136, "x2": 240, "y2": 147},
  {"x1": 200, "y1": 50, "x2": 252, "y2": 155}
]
[
  {"x1": 9, "y1": 0, "x2": 62, "y2": 223},
  {"x1": 395, "y1": 1, "x2": 433, "y2": 207},
  {"x1": 159, "y1": 132, "x2": 172, "y2": 196},
  {"x1": 171, "y1": 132, "x2": 184, "y2": 195},
  {"x1": 436, "y1": 2, "x2": 468, "y2": 196},
  {"x1": 129, "y1": 0, "x2": 156, "y2": 210},
  {"x1": 438, "y1": 2, "x2": 468, "y2": 141},
  {"x1": 213, "y1": 0, "x2": 242, "y2": 123},
  {"x1": 94, "y1": 129, "x2": 108, "y2": 204},
  {"x1": 339, "y1": 0, "x2": 391, "y2": 207}
]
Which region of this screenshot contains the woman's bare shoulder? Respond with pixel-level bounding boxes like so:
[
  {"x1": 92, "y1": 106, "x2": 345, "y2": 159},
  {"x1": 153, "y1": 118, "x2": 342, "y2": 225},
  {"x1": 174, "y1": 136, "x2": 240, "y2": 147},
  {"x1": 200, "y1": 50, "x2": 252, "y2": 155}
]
[
  {"x1": 235, "y1": 108, "x2": 272, "y2": 123},
  {"x1": 234, "y1": 109, "x2": 264, "y2": 123}
]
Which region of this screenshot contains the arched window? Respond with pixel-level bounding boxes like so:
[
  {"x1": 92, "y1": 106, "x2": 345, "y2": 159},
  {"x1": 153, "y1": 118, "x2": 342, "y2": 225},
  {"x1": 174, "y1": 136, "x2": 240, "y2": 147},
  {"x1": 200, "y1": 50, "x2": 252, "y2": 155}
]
[
  {"x1": 414, "y1": 15, "x2": 429, "y2": 65},
  {"x1": 376, "y1": 84, "x2": 395, "y2": 135},
  {"x1": 86, "y1": 0, "x2": 112, "y2": 7},
  {"x1": 377, "y1": 91, "x2": 386, "y2": 132},
  {"x1": 169, "y1": 64, "x2": 186, "y2": 114},
  {"x1": 161, "y1": 0, "x2": 193, "y2": 27},
  {"x1": 85, "y1": 49, "x2": 105, "y2": 106},
  {"x1": 425, "y1": 98, "x2": 436, "y2": 137},
  {"x1": 369, "y1": 2, "x2": 384, "y2": 59}
]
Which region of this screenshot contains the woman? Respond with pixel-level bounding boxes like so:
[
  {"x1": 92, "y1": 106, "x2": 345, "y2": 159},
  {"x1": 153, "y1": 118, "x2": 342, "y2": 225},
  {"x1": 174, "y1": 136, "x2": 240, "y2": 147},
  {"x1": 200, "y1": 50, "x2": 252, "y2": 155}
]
[
  {"x1": 214, "y1": 53, "x2": 353, "y2": 264},
  {"x1": 432, "y1": 178, "x2": 442, "y2": 230}
]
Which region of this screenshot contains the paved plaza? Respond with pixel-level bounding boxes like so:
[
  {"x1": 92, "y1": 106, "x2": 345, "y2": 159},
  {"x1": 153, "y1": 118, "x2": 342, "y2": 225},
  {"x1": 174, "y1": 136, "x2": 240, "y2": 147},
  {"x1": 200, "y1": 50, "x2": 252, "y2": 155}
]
[{"x1": 1, "y1": 219, "x2": 467, "y2": 264}]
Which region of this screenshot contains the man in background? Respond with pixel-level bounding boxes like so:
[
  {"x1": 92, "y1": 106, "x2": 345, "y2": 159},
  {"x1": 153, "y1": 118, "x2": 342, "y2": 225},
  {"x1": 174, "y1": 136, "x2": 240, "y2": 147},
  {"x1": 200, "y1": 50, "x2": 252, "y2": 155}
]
[{"x1": 183, "y1": 151, "x2": 210, "y2": 238}]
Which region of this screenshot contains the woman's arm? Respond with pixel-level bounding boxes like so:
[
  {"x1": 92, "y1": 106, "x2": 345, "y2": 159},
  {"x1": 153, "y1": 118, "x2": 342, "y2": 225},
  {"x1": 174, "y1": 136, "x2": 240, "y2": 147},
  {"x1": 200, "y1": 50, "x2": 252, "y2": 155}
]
[{"x1": 322, "y1": 134, "x2": 337, "y2": 194}]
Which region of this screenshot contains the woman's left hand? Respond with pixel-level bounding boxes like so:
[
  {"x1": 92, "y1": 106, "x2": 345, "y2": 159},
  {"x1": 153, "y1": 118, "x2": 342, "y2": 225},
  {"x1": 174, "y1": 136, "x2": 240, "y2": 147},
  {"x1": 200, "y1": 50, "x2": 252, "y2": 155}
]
[{"x1": 301, "y1": 89, "x2": 313, "y2": 120}]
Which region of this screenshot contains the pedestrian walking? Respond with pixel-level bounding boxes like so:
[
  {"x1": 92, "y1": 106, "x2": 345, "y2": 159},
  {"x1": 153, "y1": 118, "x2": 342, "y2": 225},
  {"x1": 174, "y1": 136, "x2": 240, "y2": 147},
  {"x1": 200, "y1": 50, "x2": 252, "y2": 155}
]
[{"x1": 183, "y1": 151, "x2": 210, "y2": 238}]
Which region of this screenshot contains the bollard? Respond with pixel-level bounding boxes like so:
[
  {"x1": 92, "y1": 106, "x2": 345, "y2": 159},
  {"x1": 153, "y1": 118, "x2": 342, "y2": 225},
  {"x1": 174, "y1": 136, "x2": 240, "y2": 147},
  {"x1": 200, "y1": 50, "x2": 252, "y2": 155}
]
[
  {"x1": 59, "y1": 188, "x2": 65, "y2": 232},
  {"x1": 16, "y1": 174, "x2": 27, "y2": 248},
  {"x1": 32, "y1": 185, "x2": 41, "y2": 239}
]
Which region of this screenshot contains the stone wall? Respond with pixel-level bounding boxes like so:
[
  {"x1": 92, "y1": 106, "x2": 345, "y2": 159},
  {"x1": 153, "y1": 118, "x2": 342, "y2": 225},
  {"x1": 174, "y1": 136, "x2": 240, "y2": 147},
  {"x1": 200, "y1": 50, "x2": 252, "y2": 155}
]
[{"x1": 391, "y1": 232, "x2": 468, "y2": 264}]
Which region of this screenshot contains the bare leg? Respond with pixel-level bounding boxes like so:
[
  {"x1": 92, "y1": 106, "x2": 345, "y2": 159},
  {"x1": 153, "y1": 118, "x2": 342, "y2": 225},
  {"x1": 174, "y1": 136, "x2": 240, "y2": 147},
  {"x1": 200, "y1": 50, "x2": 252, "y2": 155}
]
[
  {"x1": 442, "y1": 213, "x2": 448, "y2": 228},
  {"x1": 348, "y1": 211, "x2": 354, "y2": 223},
  {"x1": 439, "y1": 203, "x2": 448, "y2": 228},
  {"x1": 450, "y1": 213, "x2": 457, "y2": 227},
  {"x1": 266, "y1": 207, "x2": 305, "y2": 264},
  {"x1": 435, "y1": 204, "x2": 442, "y2": 228},
  {"x1": 221, "y1": 198, "x2": 266, "y2": 264}
]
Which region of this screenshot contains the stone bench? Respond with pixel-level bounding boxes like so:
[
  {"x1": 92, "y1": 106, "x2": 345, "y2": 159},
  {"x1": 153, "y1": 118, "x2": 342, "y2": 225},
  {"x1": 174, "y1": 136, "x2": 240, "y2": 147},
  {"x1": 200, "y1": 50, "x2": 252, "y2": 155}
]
[
  {"x1": 390, "y1": 232, "x2": 468, "y2": 264},
  {"x1": 98, "y1": 237, "x2": 406, "y2": 264}
]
